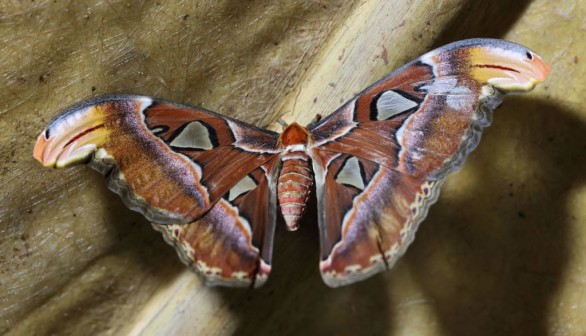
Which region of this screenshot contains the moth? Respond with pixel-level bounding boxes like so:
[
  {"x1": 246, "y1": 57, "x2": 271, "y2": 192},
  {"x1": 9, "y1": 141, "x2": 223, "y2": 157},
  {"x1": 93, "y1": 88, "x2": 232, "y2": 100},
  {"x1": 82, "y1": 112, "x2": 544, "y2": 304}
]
[{"x1": 34, "y1": 39, "x2": 549, "y2": 288}]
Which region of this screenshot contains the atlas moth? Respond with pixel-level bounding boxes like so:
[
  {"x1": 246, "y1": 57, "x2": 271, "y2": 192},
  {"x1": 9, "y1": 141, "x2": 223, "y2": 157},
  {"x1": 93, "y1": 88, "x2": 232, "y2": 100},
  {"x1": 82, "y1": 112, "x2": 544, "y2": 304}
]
[{"x1": 34, "y1": 39, "x2": 549, "y2": 288}]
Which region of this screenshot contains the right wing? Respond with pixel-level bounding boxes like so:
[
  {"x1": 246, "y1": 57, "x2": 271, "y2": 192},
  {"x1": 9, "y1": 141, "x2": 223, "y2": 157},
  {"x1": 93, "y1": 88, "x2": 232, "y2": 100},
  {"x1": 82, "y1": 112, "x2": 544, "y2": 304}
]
[{"x1": 308, "y1": 39, "x2": 549, "y2": 287}]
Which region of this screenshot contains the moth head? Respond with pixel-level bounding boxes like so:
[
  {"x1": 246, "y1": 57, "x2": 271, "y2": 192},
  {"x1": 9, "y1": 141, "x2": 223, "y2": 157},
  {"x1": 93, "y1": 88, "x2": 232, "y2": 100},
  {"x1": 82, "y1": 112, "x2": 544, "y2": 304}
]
[
  {"x1": 277, "y1": 122, "x2": 311, "y2": 149},
  {"x1": 34, "y1": 105, "x2": 110, "y2": 168},
  {"x1": 467, "y1": 42, "x2": 550, "y2": 92}
]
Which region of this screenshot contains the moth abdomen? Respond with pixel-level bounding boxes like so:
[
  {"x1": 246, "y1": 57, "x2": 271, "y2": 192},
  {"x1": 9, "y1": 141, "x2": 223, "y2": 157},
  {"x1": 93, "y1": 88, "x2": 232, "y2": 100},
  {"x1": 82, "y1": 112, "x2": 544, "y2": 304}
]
[{"x1": 277, "y1": 152, "x2": 313, "y2": 231}]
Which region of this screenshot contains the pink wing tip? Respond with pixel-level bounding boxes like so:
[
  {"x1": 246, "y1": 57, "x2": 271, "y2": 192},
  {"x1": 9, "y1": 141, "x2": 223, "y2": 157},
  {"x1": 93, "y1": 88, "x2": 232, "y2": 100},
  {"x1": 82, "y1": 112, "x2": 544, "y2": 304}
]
[
  {"x1": 33, "y1": 130, "x2": 52, "y2": 166},
  {"x1": 253, "y1": 260, "x2": 272, "y2": 288},
  {"x1": 531, "y1": 52, "x2": 550, "y2": 82}
]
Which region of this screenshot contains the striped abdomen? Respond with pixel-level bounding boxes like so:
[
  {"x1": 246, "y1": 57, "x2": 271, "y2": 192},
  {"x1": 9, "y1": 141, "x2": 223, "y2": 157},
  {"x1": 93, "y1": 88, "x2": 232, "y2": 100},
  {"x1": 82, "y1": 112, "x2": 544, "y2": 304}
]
[{"x1": 277, "y1": 152, "x2": 313, "y2": 231}]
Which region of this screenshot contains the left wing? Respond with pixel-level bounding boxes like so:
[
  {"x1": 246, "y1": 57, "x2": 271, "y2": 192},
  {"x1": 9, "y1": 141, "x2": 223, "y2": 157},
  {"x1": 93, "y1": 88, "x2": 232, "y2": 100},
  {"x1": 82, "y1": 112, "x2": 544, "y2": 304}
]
[
  {"x1": 34, "y1": 95, "x2": 281, "y2": 287},
  {"x1": 309, "y1": 39, "x2": 549, "y2": 287},
  {"x1": 34, "y1": 95, "x2": 279, "y2": 224}
]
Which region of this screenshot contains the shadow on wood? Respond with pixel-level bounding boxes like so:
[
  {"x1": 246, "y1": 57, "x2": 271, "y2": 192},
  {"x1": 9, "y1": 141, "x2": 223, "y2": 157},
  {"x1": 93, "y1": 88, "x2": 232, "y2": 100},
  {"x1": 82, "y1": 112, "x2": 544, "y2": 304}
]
[{"x1": 408, "y1": 97, "x2": 580, "y2": 335}]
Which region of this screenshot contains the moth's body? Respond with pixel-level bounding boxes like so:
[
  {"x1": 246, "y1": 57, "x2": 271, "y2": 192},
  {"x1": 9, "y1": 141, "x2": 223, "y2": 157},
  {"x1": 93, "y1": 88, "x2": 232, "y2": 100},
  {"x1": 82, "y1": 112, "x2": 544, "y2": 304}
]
[
  {"x1": 276, "y1": 123, "x2": 313, "y2": 231},
  {"x1": 33, "y1": 39, "x2": 549, "y2": 288}
]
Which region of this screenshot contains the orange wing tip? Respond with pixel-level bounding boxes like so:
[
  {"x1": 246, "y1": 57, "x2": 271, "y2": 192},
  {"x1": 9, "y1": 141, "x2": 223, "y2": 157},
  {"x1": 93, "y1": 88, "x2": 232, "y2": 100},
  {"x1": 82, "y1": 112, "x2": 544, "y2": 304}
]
[
  {"x1": 33, "y1": 130, "x2": 52, "y2": 166},
  {"x1": 33, "y1": 106, "x2": 109, "y2": 168},
  {"x1": 469, "y1": 46, "x2": 550, "y2": 92}
]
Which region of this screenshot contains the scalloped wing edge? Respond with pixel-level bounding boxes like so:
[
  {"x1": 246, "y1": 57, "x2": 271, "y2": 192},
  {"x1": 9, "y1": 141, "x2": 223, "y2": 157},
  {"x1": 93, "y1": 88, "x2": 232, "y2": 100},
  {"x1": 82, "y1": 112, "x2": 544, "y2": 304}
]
[
  {"x1": 320, "y1": 179, "x2": 444, "y2": 287},
  {"x1": 152, "y1": 222, "x2": 271, "y2": 288}
]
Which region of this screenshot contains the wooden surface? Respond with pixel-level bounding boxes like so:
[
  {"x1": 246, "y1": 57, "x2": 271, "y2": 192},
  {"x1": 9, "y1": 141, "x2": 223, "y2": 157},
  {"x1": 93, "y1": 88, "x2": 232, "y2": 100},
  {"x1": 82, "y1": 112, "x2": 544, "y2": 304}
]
[{"x1": 1, "y1": 0, "x2": 585, "y2": 335}]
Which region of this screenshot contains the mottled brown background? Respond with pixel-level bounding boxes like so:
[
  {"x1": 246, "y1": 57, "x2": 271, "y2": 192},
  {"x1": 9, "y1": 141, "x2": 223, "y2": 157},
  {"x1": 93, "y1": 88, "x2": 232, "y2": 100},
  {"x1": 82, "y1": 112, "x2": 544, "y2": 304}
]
[{"x1": 1, "y1": 1, "x2": 585, "y2": 335}]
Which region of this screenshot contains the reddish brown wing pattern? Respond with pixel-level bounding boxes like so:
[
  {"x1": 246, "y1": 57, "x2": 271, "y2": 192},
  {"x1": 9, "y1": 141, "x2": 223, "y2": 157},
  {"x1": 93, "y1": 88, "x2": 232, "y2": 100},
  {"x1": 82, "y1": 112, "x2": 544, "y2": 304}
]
[
  {"x1": 34, "y1": 96, "x2": 279, "y2": 223},
  {"x1": 144, "y1": 102, "x2": 280, "y2": 203},
  {"x1": 34, "y1": 96, "x2": 281, "y2": 287},
  {"x1": 153, "y1": 158, "x2": 280, "y2": 287},
  {"x1": 309, "y1": 39, "x2": 549, "y2": 286}
]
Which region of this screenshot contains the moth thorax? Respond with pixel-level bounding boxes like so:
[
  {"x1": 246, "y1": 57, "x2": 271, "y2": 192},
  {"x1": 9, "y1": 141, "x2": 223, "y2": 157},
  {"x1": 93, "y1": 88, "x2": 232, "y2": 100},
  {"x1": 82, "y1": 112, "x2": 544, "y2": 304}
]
[{"x1": 277, "y1": 152, "x2": 313, "y2": 231}]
